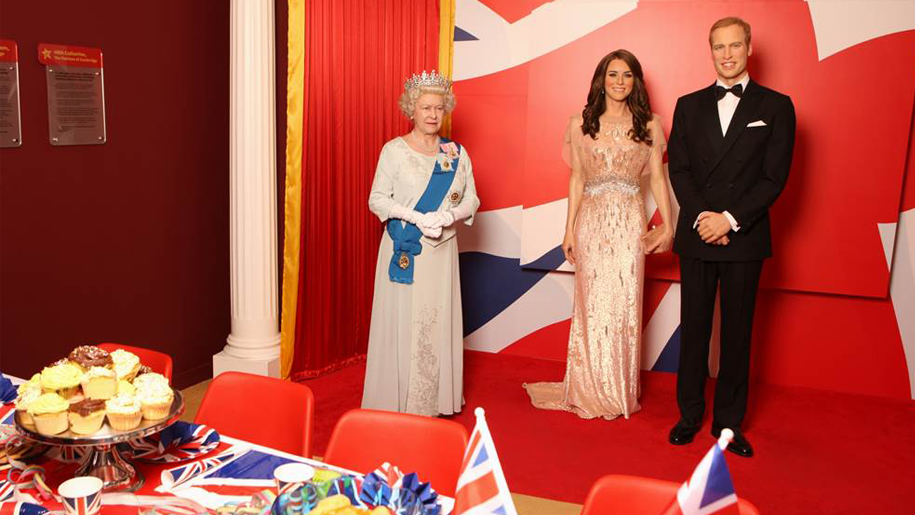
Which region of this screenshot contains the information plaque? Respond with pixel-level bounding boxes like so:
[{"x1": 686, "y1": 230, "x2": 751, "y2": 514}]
[
  {"x1": 0, "y1": 40, "x2": 22, "y2": 148},
  {"x1": 38, "y1": 43, "x2": 106, "y2": 146}
]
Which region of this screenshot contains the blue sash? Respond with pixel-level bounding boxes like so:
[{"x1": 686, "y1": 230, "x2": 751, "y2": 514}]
[{"x1": 386, "y1": 138, "x2": 460, "y2": 284}]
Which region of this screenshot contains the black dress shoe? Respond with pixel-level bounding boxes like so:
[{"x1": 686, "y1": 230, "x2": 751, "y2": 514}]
[
  {"x1": 711, "y1": 427, "x2": 754, "y2": 458},
  {"x1": 668, "y1": 421, "x2": 700, "y2": 445}
]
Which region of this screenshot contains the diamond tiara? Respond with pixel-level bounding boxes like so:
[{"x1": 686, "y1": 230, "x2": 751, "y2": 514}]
[{"x1": 404, "y1": 70, "x2": 452, "y2": 92}]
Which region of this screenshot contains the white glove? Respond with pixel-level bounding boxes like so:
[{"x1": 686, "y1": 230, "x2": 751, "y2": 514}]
[
  {"x1": 390, "y1": 204, "x2": 442, "y2": 238},
  {"x1": 388, "y1": 204, "x2": 422, "y2": 225},
  {"x1": 438, "y1": 210, "x2": 456, "y2": 227},
  {"x1": 418, "y1": 224, "x2": 442, "y2": 239},
  {"x1": 419, "y1": 211, "x2": 449, "y2": 230}
]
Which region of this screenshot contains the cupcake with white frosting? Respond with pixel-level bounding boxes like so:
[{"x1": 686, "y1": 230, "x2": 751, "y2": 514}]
[
  {"x1": 132, "y1": 372, "x2": 168, "y2": 390},
  {"x1": 15, "y1": 383, "x2": 42, "y2": 426},
  {"x1": 110, "y1": 349, "x2": 141, "y2": 381},
  {"x1": 137, "y1": 381, "x2": 174, "y2": 420},
  {"x1": 105, "y1": 393, "x2": 143, "y2": 430}
]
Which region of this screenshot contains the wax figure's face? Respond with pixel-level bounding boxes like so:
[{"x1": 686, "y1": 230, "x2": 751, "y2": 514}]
[
  {"x1": 711, "y1": 24, "x2": 752, "y2": 84},
  {"x1": 412, "y1": 93, "x2": 445, "y2": 135},
  {"x1": 604, "y1": 59, "x2": 634, "y2": 103}
]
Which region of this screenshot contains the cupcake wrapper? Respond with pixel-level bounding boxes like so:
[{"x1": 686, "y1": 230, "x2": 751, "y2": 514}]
[
  {"x1": 108, "y1": 410, "x2": 143, "y2": 431},
  {"x1": 17, "y1": 409, "x2": 34, "y2": 426},
  {"x1": 141, "y1": 400, "x2": 172, "y2": 421},
  {"x1": 68, "y1": 411, "x2": 106, "y2": 435},
  {"x1": 32, "y1": 412, "x2": 69, "y2": 436}
]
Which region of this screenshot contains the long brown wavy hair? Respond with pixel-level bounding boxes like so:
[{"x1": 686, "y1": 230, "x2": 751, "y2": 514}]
[{"x1": 581, "y1": 49, "x2": 652, "y2": 145}]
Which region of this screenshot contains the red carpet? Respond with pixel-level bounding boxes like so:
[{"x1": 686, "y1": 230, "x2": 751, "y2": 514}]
[{"x1": 298, "y1": 351, "x2": 915, "y2": 514}]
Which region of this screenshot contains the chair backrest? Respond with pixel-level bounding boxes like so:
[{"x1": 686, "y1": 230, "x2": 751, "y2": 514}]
[
  {"x1": 98, "y1": 343, "x2": 173, "y2": 381},
  {"x1": 323, "y1": 409, "x2": 469, "y2": 497},
  {"x1": 194, "y1": 371, "x2": 315, "y2": 458},
  {"x1": 580, "y1": 474, "x2": 760, "y2": 515}
]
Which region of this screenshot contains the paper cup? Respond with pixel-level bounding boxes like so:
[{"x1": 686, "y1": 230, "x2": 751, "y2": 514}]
[
  {"x1": 274, "y1": 462, "x2": 315, "y2": 496},
  {"x1": 58, "y1": 476, "x2": 104, "y2": 515}
]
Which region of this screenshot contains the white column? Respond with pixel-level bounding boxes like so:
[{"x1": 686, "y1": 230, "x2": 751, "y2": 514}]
[{"x1": 214, "y1": 0, "x2": 281, "y2": 378}]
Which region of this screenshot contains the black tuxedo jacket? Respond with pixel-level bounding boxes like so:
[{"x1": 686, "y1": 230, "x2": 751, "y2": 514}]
[{"x1": 668, "y1": 80, "x2": 796, "y2": 261}]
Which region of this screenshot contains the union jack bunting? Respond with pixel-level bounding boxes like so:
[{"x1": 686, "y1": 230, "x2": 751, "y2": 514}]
[
  {"x1": 661, "y1": 430, "x2": 740, "y2": 515},
  {"x1": 452, "y1": 408, "x2": 518, "y2": 515},
  {"x1": 125, "y1": 422, "x2": 220, "y2": 462},
  {"x1": 159, "y1": 446, "x2": 246, "y2": 490},
  {"x1": 61, "y1": 488, "x2": 101, "y2": 515}
]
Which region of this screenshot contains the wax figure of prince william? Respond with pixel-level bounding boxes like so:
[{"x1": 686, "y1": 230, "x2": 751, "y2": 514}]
[{"x1": 667, "y1": 17, "x2": 796, "y2": 457}]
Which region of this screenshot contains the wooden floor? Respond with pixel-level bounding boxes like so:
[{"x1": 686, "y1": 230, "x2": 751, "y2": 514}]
[{"x1": 180, "y1": 380, "x2": 582, "y2": 515}]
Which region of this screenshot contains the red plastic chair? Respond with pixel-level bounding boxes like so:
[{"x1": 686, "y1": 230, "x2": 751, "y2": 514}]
[
  {"x1": 194, "y1": 371, "x2": 315, "y2": 458},
  {"x1": 580, "y1": 474, "x2": 760, "y2": 515},
  {"x1": 98, "y1": 343, "x2": 173, "y2": 381},
  {"x1": 323, "y1": 409, "x2": 469, "y2": 496}
]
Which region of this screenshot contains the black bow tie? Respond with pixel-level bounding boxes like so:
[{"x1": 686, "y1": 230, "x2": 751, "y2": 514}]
[{"x1": 715, "y1": 84, "x2": 743, "y2": 100}]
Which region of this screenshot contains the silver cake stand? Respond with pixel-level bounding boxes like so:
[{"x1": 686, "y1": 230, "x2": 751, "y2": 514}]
[{"x1": 14, "y1": 390, "x2": 185, "y2": 492}]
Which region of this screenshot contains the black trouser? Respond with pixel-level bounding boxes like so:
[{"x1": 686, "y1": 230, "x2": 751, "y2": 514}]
[{"x1": 677, "y1": 256, "x2": 763, "y2": 430}]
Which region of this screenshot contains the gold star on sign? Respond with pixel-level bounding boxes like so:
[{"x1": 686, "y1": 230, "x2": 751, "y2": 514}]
[{"x1": 41, "y1": 48, "x2": 52, "y2": 60}]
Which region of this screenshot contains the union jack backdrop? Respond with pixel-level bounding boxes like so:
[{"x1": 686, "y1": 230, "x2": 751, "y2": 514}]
[{"x1": 451, "y1": 0, "x2": 915, "y2": 400}]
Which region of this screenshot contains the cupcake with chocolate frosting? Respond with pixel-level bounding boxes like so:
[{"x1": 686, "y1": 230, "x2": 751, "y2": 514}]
[
  {"x1": 68, "y1": 345, "x2": 113, "y2": 371},
  {"x1": 68, "y1": 398, "x2": 107, "y2": 434}
]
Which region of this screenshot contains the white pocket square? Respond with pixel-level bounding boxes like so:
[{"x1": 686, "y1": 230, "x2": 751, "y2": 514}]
[{"x1": 747, "y1": 120, "x2": 767, "y2": 127}]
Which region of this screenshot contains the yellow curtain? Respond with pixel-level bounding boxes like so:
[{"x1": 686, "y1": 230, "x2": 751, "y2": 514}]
[
  {"x1": 280, "y1": 0, "x2": 306, "y2": 379},
  {"x1": 438, "y1": 0, "x2": 456, "y2": 137},
  {"x1": 280, "y1": 0, "x2": 456, "y2": 378}
]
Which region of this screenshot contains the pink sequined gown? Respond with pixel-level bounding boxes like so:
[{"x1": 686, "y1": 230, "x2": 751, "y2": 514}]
[{"x1": 525, "y1": 113, "x2": 664, "y2": 420}]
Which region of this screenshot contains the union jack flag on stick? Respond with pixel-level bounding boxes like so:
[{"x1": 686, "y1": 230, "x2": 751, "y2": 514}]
[
  {"x1": 452, "y1": 408, "x2": 518, "y2": 515},
  {"x1": 661, "y1": 429, "x2": 741, "y2": 515}
]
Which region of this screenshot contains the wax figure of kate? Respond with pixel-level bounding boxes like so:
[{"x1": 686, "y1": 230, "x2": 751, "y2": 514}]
[
  {"x1": 361, "y1": 71, "x2": 480, "y2": 416},
  {"x1": 524, "y1": 49, "x2": 674, "y2": 420},
  {"x1": 667, "y1": 17, "x2": 796, "y2": 457}
]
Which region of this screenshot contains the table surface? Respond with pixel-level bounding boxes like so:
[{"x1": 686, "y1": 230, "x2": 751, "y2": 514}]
[{"x1": 0, "y1": 372, "x2": 455, "y2": 513}]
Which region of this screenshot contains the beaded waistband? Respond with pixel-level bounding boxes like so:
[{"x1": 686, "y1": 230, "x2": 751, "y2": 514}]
[{"x1": 582, "y1": 176, "x2": 640, "y2": 196}]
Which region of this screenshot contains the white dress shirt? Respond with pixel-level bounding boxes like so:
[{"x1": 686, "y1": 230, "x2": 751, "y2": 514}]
[{"x1": 695, "y1": 74, "x2": 750, "y2": 234}]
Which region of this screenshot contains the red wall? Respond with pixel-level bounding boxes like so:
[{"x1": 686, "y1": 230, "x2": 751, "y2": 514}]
[{"x1": 0, "y1": 2, "x2": 233, "y2": 388}]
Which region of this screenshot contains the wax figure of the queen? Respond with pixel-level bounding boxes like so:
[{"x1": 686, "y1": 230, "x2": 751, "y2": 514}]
[{"x1": 361, "y1": 71, "x2": 480, "y2": 416}]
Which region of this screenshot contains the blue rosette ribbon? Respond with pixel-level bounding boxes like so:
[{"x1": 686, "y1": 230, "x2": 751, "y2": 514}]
[
  {"x1": 400, "y1": 472, "x2": 441, "y2": 515},
  {"x1": 359, "y1": 472, "x2": 393, "y2": 508},
  {"x1": 1, "y1": 374, "x2": 17, "y2": 404}
]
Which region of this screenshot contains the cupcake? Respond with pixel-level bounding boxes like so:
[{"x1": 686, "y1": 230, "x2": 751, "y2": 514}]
[
  {"x1": 81, "y1": 366, "x2": 117, "y2": 400},
  {"x1": 40, "y1": 362, "x2": 84, "y2": 399},
  {"x1": 110, "y1": 349, "x2": 141, "y2": 381},
  {"x1": 105, "y1": 393, "x2": 142, "y2": 430},
  {"x1": 132, "y1": 372, "x2": 168, "y2": 390},
  {"x1": 68, "y1": 399, "x2": 107, "y2": 434},
  {"x1": 137, "y1": 382, "x2": 174, "y2": 421},
  {"x1": 68, "y1": 345, "x2": 113, "y2": 371},
  {"x1": 117, "y1": 379, "x2": 136, "y2": 396},
  {"x1": 15, "y1": 385, "x2": 42, "y2": 426},
  {"x1": 28, "y1": 393, "x2": 70, "y2": 435}
]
